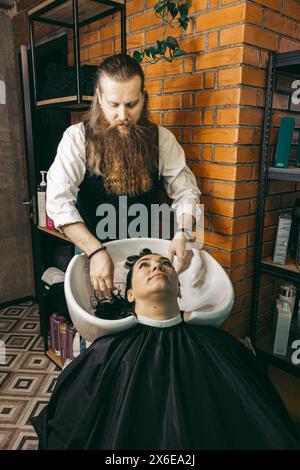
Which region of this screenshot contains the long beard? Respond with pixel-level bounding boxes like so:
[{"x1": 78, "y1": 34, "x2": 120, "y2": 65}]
[{"x1": 86, "y1": 109, "x2": 158, "y2": 196}]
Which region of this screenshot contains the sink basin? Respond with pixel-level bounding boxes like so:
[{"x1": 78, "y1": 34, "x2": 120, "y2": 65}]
[{"x1": 64, "y1": 238, "x2": 235, "y2": 342}]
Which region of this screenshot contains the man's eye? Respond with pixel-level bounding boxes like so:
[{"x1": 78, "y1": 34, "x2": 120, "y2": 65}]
[{"x1": 127, "y1": 102, "x2": 138, "y2": 108}]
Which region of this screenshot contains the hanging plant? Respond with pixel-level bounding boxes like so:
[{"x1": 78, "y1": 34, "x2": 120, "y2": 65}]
[{"x1": 133, "y1": 0, "x2": 191, "y2": 64}]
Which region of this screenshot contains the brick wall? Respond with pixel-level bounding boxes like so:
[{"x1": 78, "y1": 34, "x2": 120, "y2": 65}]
[{"x1": 13, "y1": 0, "x2": 300, "y2": 336}]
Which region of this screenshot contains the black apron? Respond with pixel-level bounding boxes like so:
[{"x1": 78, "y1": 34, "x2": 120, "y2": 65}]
[{"x1": 76, "y1": 123, "x2": 171, "y2": 242}]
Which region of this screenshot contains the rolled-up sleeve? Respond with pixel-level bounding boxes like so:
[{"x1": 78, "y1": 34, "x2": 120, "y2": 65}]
[
  {"x1": 158, "y1": 126, "x2": 201, "y2": 225},
  {"x1": 46, "y1": 123, "x2": 86, "y2": 232}
]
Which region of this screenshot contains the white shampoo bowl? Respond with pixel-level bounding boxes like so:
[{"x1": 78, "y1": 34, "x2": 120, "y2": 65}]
[{"x1": 64, "y1": 238, "x2": 234, "y2": 342}]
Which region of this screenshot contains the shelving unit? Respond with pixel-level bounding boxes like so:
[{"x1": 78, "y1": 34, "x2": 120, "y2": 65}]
[
  {"x1": 20, "y1": 0, "x2": 126, "y2": 369},
  {"x1": 250, "y1": 50, "x2": 300, "y2": 378},
  {"x1": 28, "y1": 0, "x2": 126, "y2": 108}
]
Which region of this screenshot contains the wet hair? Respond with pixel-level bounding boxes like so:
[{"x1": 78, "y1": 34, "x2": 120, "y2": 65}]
[{"x1": 92, "y1": 248, "x2": 154, "y2": 320}]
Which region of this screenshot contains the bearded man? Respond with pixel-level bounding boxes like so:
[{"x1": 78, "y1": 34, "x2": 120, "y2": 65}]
[{"x1": 46, "y1": 54, "x2": 201, "y2": 298}]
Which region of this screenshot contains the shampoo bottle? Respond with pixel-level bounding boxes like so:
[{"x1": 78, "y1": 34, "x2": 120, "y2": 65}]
[{"x1": 37, "y1": 171, "x2": 47, "y2": 227}]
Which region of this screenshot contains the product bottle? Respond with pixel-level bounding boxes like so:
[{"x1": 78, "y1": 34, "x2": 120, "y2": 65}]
[
  {"x1": 37, "y1": 171, "x2": 47, "y2": 227},
  {"x1": 278, "y1": 283, "x2": 296, "y2": 315}
]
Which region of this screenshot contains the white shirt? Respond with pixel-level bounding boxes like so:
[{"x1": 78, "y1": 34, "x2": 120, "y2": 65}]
[{"x1": 46, "y1": 122, "x2": 201, "y2": 232}]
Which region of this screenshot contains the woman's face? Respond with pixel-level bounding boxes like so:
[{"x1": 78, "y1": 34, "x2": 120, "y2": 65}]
[{"x1": 126, "y1": 254, "x2": 179, "y2": 303}]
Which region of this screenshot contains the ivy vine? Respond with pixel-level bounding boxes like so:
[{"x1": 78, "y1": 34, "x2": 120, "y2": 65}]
[{"x1": 133, "y1": 0, "x2": 191, "y2": 64}]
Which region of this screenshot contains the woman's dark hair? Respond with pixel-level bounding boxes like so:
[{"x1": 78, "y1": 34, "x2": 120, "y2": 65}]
[{"x1": 92, "y1": 248, "x2": 153, "y2": 320}]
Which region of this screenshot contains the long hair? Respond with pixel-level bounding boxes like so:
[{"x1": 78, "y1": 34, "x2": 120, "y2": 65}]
[
  {"x1": 84, "y1": 54, "x2": 158, "y2": 195},
  {"x1": 92, "y1": 248, "x2": 153, "y2": 320}
]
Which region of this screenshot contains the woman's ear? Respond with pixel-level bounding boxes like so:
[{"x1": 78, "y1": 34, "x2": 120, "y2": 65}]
[{"x1": 127, "y1": 289, "x2": 135, "y2": 303}]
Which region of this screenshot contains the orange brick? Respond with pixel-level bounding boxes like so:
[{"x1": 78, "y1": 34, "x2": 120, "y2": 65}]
[
  {"x1": 196, "y1": 47, "x2": 243, "y2": 71},
  {"x1": 80, "y1": 30, "x2": 100, "y2": 48},
  {"x1": 204, "y1": 231, "x2": 247, "y2": 251},
  {"x1": 242, "y1": 45, "x2": 260, "y2": 67},
  {"x1": 239, "y1": 88, "x2": 257, "y2": 106},
  {"x1": 264, "y1": 10, "x2": 297, "y2": 37},
  {"x1": 203, "y1": 146, "x2": 213, "y2": 161},
  {"x1": 145, "y1": 80, "x2": 162, "y2": 95},
  {"x1": 168, "y1": 127, "x2": 180, "y2": 140},
  {"x1": 201, "y1": 196, "x2": 249, "y2": 217},
  {"x1": 193, "y1": 127, "x2": 239, "y2": 144},
  {"x1": 144, "y1": 60, "x2": 181, "y2": 79},
  {"x1": 283, "y1": 0, "x2": 300, "y2": 22},
  {"x1": 220, "y1": 24, "x2": 245, "y2": 47},
  {"x1": 183, "y1": 57, "x2": 193, "y2": 74},
  {"x1": 179, "y1": 36, "x2": 206, "y2": 54},
  {"x1": 130, "y1": 11, "x2": 161, "y2": 32},
  {"x1": 215, "y1": 146, "x2": 260, "y2": 163},
  {"x1": 127, "y1": 0, "x2": 144, "y2": 16},
  {"x1": 145, "y1": 0, "x2": 156, "y2": 8},
  {"x1": 278, "y1": 37, "x2": 300, "y2": 53},
  {"x1": 190, "y1": 0, "x2": 208, "y2": 14},
  {"x1": 253, "y1": 0, "x2": 281, "y2": 11},
  {"x1": 196, "y1": 4, "x2": 246, "y2": 32},
  {"x1": 193, "y1": 162, "x2": 253, "y2": 181},
  {"x1": 204, "y1": 71, "x2": 215, "y2": 89},
  {"x1": 203, "y1": 110, "x2": 214, "y2": 125},
  {"x1": 208, "y1": 31, "x2": 219, "y2": 49},
  {"x1": 164, "y1": 111, "x2": 201, "y2": 126},
  {"x1": 149, "y1": 112, "x2": 162, "y2": 125},
  {"x1": 195, "y1": 88, "x2": 240, "y2": 107},
  {"x1": 114, "y1": 38, "x2": 121, "y2": 53},
  {"x1": 182, "y1": 144, "x2": 201, "y2": 160},
  {"x1": 235, "y1": 182, "x2": 259, "y2": 199},
  {"x1": 245, "y1": 2, "x2": 263, "y2": 25},
  {"x1": 88, "y1": 42, "x2": 114, "y2": 59},
  {"x1": 101, "y1": 22, "x2": 121, "y2": 41},
  {"x1": 244, "y1": 24, "x2": 278, "y2": 50},
  {"x1": 182, "y1": 128, "x2": 192, "y2": 143},
  {"x1": 212, "y1": 182, "x2": 236, "y2": 199},
  {"x1": 182, "y1": 94, "x2": 193, "y2": 108},
  {"x1": 240, "y1": 108, "x2": 264, "y2": 126},
  {"x1": 218, "y1": 67, "x2": 243, "y2": 86},
  {"x1": 126, "y1": 32, "x2": 145, "y2": 50},
  {"x1": 146, "y1": 25, "x2": 181, "y2": 45},
  {"x1": 216, "y1": 108, "x2": 240, "y2": 126},
  {"x1": 164, "y1": 74, "x2": 204, "y2": 92},
  {"x1": 148, "y1": 95, "x2": 181, "y2": 110}
]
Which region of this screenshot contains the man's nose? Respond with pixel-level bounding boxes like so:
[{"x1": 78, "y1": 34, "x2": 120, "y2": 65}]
[
  {"x1": 152, "y1": 263, "x2": 163, "y2": 272},
  {"x1": 118, "y1": 106, "x2": 127, "y2": 121}
]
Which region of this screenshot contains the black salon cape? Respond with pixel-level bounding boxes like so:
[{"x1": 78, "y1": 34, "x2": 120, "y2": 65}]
[{"x1": 31, "y1": 322, "x2": 299, "y2": 450}]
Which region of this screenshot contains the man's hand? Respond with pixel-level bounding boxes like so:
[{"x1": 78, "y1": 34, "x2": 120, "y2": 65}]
[
  {"x1": 89, "y1": 250, "x2": 115, "y2": 299},
  {"x1": 168, "y1": 232, "x2": 194, "y2": 274}
]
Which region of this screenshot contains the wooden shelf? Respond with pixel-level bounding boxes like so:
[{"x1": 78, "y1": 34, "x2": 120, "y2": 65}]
[
  {"x1": 268, "y1": 166, "x2": 300, "y2": 181},
  {"x1": 36, "y1": 95, "x2": 93, "y2": 108},
  {"x1": 46, "y1": 348, "x2": 64, "y2": 369},
  {"x1": 262, "y1": 256, "x2": 300, "y2": 274},
  {"x1": 256, "y1": 334, "x2": 300, "y2": 378},
  {"x1": 37, "y1": 225, "x2": 71, "y2": 242}
]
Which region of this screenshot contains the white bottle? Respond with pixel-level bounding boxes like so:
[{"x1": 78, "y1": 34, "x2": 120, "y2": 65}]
[{"x1": 37, "y1": 171, "x2": 47, "y2": 227}]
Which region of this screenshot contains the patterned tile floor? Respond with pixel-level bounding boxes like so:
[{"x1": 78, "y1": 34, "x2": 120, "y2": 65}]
[{"x1": 0, "y1": 301, "x2": 60, "y2": 450}]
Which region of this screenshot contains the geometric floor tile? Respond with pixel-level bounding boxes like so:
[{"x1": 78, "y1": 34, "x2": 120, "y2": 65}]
[{"x1": 0, "y1": 302, "x2": 61, "y2": 450}]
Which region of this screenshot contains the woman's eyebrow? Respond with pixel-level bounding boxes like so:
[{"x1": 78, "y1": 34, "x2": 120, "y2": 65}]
[
  {"x1": 136, "y1": 256, "x2": 171, "y2": 267},
  {"x1": 107, "y1": 99, "x2": 140, "y2": 105}
]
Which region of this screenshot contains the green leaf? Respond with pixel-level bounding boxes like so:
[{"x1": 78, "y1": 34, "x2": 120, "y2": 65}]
[
  {"x1": 173, "y1": 48, "x2": 185, "y2": 57},
  {"x1": 145, "y1": 46, "x2": 158, "y2": 59},
  {"x1": 154, "y1": 0, "x2": 168, "y2": 14},
  {"x1": 179, "y1": 17, "x2": 189, "y2": 30},
  {"x1": 178, "y1": 3, "x2": 189, "y2": 17},
  {"x1": 133, "y1": 50, "x2": 144, "y2": 63},
  {"x1": 165, "y1": 36, "x2": 179, "y2": 50},
  {"x1": 157, "y1": 39, "x2": 167, "y2": 55},
  {"x1": 167, "y1": 2, "x2": 178, "y2": 18}
]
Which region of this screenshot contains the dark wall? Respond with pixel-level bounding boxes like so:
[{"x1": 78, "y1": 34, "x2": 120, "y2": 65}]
[{"x1": 0, "y1": 8, "x2": 34, "y2": 302}]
